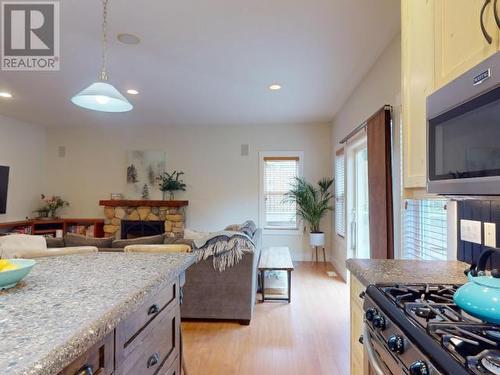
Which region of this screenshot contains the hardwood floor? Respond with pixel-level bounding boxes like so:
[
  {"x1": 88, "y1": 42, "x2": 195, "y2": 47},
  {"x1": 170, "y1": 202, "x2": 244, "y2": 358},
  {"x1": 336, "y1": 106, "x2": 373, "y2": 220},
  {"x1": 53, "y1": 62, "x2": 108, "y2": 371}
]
[{"x1": 182, "y1": 261, "x2": 349, "y2": 375}]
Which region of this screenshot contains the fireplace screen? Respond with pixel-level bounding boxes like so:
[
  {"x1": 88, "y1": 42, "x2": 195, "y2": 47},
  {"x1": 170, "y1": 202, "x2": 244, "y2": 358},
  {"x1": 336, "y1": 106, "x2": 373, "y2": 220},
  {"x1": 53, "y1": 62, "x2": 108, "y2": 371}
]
[{"x1": 121, "y1": 220, "x2": 164, "y2": 239}]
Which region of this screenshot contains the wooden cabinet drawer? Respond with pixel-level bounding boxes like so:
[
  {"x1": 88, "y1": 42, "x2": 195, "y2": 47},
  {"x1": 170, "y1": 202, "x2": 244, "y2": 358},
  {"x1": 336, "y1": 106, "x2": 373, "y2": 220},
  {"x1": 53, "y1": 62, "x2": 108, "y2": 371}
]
[
  {"x1": 116, "y1": 281, "x2": 177, "y2": 349},
  {"x1": 158, "y1": 355, "x2": 180, "y2": 375},
  {"x1": 350, "y1": 274, "x2": 365, "y2": 308},
  {"x1": 351, "y1": 350, "x2": 364, "y2": 375},
  {"x1": 116, "y1": 301, "x2": 180, "y2": 375},
  {"x1": 59, "y1": 333, "x2": 114, "y2": 375}
]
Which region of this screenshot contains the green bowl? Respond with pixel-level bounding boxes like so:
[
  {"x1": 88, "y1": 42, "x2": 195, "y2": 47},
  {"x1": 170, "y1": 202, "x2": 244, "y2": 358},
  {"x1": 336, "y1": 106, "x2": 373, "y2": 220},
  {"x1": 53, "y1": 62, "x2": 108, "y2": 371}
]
[{"x1": 0, "y1": 259, "x2": 36, "y2": 289}]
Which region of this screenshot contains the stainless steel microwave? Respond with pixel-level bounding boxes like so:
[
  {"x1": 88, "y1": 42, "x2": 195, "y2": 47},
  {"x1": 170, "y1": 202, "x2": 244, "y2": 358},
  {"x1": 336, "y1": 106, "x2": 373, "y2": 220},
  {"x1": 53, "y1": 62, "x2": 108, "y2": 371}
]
[{"x1": 427, "y1": 52, "x2": 500, "y2": 196}]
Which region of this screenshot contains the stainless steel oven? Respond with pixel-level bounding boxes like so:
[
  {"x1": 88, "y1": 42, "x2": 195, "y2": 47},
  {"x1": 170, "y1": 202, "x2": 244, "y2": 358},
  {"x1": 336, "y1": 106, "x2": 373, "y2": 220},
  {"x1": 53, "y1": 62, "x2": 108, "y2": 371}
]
[{"x1": 427, "y1": 52, "x2": 500, "y2": 196}]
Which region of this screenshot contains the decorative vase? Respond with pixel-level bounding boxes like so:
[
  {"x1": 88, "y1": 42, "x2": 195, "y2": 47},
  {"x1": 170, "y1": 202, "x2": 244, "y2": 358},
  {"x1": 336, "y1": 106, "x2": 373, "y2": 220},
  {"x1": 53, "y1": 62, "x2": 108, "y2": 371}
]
[
  {"x1": 169, "y1": 191, "x2": 175, "y2": 200},
  {"x1": 309, "y1": 232, "x2": 325, "y2": 247}
]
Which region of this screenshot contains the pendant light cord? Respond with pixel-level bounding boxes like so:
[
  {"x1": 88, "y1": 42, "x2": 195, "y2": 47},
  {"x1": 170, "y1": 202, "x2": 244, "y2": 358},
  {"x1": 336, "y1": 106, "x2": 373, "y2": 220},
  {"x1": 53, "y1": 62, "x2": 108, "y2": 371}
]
[{"x1": 100, "y1": 0, "x2": 109, "y2": 81}]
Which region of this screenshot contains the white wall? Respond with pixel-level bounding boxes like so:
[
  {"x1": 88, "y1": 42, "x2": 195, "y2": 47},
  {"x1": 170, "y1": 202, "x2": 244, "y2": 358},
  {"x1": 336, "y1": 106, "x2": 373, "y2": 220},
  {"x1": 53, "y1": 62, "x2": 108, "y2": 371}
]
[
  {"x1": 45, "y1": 123, "x2": 332, "y2": 261},
  {"x1": 331, "y1": 34, "x2": 402, "y2": 279},
  {"x1": 0, "y1": 115, "x2": 47, "y2": 221}
]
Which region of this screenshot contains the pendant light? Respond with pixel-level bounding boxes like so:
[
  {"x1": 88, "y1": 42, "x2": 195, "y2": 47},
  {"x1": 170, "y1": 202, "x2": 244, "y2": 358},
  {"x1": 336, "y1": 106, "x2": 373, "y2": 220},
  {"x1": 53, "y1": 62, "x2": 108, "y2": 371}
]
[{"x1": 71, "y1": 0, "x2": 132, "y2": 112}]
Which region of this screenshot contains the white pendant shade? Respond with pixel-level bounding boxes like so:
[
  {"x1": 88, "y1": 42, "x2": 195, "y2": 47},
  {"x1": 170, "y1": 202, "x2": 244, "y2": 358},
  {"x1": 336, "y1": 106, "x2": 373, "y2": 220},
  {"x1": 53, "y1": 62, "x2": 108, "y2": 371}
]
[{"x1": 71, "y1": 81, "x2": 133, "y2": 112}]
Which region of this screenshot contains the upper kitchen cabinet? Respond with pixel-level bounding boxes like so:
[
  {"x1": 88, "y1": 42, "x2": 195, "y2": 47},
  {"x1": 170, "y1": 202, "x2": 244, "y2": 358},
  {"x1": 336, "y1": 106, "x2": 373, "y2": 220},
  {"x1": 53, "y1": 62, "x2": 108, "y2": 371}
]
[
  {"x1": 434, "y1": 0, "x2": 500, "y2": 89},
  {"x1": 402, "y1": 0, "x2": 435, "y2": 188}
]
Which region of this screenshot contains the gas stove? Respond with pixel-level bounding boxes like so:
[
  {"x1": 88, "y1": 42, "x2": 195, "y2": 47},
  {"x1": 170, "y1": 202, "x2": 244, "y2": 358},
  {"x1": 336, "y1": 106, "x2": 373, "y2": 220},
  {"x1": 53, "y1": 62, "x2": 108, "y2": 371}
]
[{"x1": 362, "y1": 283, "x2": 500, "y2": 375}]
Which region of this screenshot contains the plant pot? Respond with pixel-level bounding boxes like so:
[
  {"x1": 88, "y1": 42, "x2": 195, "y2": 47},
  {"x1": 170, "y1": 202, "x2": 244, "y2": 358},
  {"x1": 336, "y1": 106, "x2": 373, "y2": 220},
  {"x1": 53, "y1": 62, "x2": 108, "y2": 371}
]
[
  {"x1": 37, "y1": 211, "x2": 49, "y2": 218},
  {"x1": 309, "y1": 232, "x2": 325, "y2": 247}
]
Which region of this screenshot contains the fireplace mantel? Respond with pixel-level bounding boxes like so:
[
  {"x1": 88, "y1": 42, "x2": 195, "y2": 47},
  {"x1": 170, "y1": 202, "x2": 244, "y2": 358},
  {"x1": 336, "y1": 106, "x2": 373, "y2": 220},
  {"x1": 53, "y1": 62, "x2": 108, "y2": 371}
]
[{"x1": 99, "y1": 200, "x2": 188, "y2": 208}]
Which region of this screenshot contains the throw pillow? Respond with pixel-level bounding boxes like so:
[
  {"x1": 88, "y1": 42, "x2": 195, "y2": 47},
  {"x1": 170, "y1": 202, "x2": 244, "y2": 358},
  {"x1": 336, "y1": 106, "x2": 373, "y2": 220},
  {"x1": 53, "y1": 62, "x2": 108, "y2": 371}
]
[
  {"x1": 64, "y1": 233, "x2": 113, "y2": 248},
  {"x1": 239, "y1": 220, "x2": 257, "y2": 237},
  {"x1": 224, "y1": 224, "x2": 241, "y2": 231},
  {"x1": 112, "y1": 234, "x2": 165, "y2": 249}
]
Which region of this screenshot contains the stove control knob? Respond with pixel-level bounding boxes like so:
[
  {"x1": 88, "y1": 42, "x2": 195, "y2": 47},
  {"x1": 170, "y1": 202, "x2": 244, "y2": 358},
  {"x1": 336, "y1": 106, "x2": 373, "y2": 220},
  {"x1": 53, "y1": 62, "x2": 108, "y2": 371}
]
[
  {"x1": 409, "y1": 360, "x2": 429, "y2": 375},
  {"x1": 387, "y1": 335, "x2": 404, "y2": 354},
  {"x1": 372, "y1": 315, "x2": 386, "y2": 330},
  {"x1": 365, "y1": 308, "x2": 377, "y2": 322}
]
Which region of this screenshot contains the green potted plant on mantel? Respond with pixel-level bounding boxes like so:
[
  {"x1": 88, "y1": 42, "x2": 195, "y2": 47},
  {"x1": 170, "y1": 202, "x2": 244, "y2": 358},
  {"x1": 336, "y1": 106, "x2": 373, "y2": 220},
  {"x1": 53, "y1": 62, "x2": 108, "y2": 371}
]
[
  {"x1": 157, "y1": 171, "x2": 187, "y2": 200},
  {"x1": 285, "y1": 177, "x2": 334, "y2": 247}
]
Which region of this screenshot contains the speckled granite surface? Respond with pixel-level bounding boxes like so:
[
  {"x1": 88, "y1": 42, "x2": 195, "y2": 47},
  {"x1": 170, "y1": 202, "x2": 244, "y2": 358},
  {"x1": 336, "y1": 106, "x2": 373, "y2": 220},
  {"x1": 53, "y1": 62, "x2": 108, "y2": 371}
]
[
  {"x1": 346, "y1": 258, "x2": 469, "y2": 287},
  {"x1": 0, "y1": 252, "x2": 195, "y2": 375}
]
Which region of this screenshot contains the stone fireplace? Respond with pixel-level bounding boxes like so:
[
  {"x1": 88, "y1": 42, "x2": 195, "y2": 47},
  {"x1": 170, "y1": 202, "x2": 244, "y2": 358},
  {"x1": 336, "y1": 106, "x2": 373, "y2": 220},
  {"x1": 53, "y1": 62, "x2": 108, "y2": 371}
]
[
  {"x1": 121, "y1": 220, "x2": 164, "y2": 239},
  {"x1": 99, "y1": 200, "x2": 188, "y2": 239}
]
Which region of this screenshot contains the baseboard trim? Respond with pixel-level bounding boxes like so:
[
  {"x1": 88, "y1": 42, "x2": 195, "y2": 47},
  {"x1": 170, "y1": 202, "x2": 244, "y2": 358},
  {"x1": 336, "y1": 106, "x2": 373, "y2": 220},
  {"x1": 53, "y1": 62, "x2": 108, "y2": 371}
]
[{"x1": 330, "y1": 260, "x2": 346, "y2": 283}]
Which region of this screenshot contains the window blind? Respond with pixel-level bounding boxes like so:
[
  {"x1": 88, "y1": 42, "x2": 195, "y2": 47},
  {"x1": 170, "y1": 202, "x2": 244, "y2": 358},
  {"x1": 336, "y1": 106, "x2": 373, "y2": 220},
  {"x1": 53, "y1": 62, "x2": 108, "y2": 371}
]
[
  {"x1": 335, "y1": 151, "x2": 345, "y2": 237},
  {"x1": 403, "y1": 199, "x2": 448, "y2": 260},
  {"x1": 263, "y1": 157, "x2": 299, "y2": 229}
]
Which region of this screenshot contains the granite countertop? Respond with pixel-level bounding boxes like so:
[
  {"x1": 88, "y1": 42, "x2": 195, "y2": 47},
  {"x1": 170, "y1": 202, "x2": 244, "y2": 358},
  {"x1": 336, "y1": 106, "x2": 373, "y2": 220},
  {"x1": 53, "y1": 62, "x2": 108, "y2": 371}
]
[
  {"x1": 346, "y1": 258, "x2": 470, "y2": 287},
  {"x1": 0, "y1": 252, "x2": 195, "y2": 375}
]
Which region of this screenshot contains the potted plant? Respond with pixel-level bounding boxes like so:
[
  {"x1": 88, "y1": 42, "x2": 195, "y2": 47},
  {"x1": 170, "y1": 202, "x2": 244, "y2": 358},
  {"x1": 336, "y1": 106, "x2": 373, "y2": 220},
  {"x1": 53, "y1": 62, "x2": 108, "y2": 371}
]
[
  {"x1": 35, "y1": 194, "x2": 69, "y2": 219},
  {"x1": 157, "y1": 171, "x2": 187, "y2": 200},
  {"x1": 285, "y1": 177, "x2": 334, "y2": 247}
]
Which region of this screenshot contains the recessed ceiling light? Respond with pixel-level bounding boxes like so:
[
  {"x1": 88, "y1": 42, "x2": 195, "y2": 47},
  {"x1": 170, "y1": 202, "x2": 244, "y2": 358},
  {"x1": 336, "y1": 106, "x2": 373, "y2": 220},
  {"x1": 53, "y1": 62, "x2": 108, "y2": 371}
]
[
  {"x1": 0, "y1": 92, "x2": 13, "y2": 98},
  {"x1": 126, "y1": 89, "x2": 139, "y2": 95},
  {"x1": 269, "y1": 84, "x2": 282, "y2": 91},
  {"x1": 117, "y1": 33, "x2": 141, "y2": 45}
]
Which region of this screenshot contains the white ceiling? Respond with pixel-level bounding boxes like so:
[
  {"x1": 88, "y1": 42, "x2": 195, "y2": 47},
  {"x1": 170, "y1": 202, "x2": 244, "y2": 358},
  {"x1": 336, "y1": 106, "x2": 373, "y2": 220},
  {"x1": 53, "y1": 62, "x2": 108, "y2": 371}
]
[{"x1": 0, "y1": 0, "x2": 400, "y2": 128}]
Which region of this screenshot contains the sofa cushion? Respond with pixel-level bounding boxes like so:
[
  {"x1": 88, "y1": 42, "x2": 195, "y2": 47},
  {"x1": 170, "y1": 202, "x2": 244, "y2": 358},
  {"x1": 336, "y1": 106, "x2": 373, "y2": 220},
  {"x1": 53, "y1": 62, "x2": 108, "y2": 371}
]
[
  {"x1": 45, "y1": 237, "x2": 65, "y2": 248},
  {"x1": 164, "y1": 236, "x2": 195, "y2": 247},
  {"x1": 112, "y1": 234, "x2": 165, "y2": 248},
  {"x1": 64, "y1": 233, "x2": 113, "y2": 248}
]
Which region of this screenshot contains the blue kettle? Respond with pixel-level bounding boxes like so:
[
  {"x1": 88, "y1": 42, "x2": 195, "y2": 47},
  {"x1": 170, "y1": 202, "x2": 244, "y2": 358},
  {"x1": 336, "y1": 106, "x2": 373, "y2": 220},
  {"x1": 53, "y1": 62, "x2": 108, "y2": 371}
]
[{"x1": 454, "y1": 248, "x2": 500, "y2": 324}]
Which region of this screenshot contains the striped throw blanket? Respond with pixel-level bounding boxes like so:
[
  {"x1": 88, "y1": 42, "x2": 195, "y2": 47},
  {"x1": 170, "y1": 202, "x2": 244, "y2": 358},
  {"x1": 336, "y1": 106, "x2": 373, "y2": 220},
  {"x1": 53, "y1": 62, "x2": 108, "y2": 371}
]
[{"x1": 193, "y1": 231, "x2": 255, "y2": 272}]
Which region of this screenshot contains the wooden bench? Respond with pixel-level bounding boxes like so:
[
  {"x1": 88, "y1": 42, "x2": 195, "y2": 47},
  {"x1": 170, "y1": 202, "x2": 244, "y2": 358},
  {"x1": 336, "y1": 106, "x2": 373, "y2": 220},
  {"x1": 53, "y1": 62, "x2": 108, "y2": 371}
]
[{"x1": 258, "y1": 246, "x2": 294, "y2": 303}]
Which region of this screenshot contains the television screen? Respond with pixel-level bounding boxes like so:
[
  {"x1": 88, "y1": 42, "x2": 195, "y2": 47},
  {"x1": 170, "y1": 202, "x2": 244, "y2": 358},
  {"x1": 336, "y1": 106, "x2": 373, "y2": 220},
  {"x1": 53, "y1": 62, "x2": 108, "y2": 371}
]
[{"x1": 0, "y1": 166, "x2": 9, "y2": 214}]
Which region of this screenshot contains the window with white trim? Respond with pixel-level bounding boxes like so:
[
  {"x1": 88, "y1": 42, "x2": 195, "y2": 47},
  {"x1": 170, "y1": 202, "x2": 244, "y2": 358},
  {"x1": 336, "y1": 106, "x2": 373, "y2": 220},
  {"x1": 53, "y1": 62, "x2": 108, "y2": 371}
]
[
  {"x1": 260, "y1": 152, "x2": 303, "y2": 231},
  {"x1": 403, "y1": 199, "x2": 448, "y2": 260},
  {"x1": 335, "y1": 150, "x2": 345, "y2": 237}
]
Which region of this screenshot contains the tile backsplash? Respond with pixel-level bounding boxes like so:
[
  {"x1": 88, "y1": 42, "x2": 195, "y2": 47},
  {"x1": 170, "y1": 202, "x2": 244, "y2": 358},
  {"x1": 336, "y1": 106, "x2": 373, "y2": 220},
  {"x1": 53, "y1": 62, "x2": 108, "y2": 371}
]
[{"x1": 457, "y1": 200, "x2": 500, "y2": 269}]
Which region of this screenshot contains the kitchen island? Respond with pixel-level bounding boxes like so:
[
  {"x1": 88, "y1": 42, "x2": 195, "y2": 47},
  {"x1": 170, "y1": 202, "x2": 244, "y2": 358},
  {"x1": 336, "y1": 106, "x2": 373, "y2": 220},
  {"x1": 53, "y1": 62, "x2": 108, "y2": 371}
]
[
  {"x1": 346, "y1": 258, "x2": 470, "y2": 375},
  {"x1": 0, "y1": 252, "x2": 195, "y2": 375}
]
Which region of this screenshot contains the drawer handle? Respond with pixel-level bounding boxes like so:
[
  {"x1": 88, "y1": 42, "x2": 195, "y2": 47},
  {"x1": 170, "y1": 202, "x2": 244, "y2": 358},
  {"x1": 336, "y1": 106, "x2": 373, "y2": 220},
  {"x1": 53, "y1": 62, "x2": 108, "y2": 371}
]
[
  {"x1": 148, "y1": 304, "x2": 160, "y2": 315},
  {"x1": 75, "y1": 364, "x2": 94, "y2": 375},
  {"x1": 147, "y1": 352, "x2": 160, "y2": 368}
]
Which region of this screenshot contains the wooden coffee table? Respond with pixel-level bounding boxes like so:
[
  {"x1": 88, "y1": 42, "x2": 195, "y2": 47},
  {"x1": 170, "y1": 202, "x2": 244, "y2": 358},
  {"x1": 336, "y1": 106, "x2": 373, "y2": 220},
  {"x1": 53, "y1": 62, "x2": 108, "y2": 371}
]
[{"x1": 258, "y1": 246, "x2": 294, "y2": 303}]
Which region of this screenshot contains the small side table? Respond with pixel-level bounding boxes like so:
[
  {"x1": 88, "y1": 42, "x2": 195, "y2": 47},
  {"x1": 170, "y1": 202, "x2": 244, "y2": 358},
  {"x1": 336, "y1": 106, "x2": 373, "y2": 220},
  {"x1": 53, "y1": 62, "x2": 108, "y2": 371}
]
[{"x1": 258, "y1": 246, "x2": 294, "y2": 303}]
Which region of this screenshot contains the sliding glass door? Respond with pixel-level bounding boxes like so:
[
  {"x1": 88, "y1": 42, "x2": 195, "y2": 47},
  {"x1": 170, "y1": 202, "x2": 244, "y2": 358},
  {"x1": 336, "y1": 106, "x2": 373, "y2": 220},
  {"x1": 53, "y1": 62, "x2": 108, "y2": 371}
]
[{"x1": 347, "y1": 139, "x2": 370, "y2": 259}]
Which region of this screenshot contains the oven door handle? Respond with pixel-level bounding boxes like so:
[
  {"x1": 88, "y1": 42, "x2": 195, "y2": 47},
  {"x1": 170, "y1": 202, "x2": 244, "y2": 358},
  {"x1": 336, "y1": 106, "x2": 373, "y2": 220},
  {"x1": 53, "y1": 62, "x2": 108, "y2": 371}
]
[{"x1": 362, "y1": 323, "x2": 386, "y2": 375}]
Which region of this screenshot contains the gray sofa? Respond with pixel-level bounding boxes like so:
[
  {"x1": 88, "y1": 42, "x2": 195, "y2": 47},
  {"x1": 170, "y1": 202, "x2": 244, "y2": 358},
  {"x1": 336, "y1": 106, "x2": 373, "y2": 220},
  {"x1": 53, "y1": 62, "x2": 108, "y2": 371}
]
[{"x1": 181, "y1": 228, "x2": 262, "y2": 325}]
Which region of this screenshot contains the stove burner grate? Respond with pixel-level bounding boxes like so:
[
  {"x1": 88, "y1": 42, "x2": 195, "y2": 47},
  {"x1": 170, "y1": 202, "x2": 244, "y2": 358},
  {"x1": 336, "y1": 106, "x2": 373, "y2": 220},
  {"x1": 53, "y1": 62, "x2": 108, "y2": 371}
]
[{"x1": 481, "y1": 355, "x2": 500, "y2": 375}]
